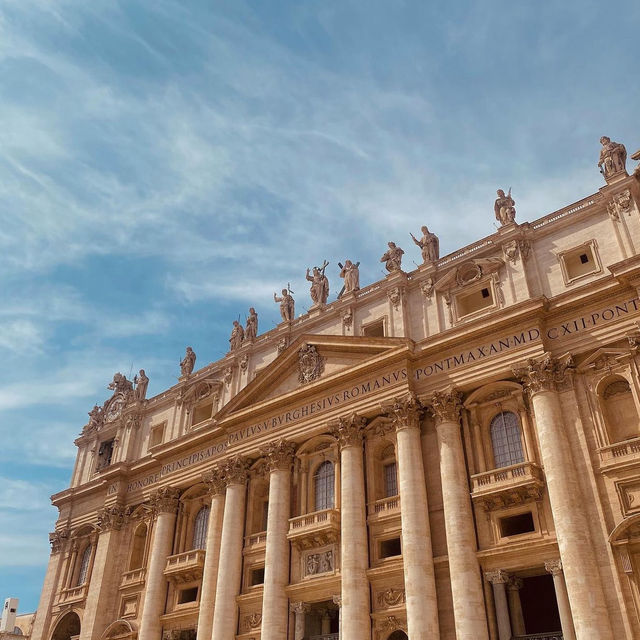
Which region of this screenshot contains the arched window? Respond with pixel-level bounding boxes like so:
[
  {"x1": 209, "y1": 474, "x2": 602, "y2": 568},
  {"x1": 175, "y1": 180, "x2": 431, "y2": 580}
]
[
  {"x1": 76, "y1": 544, "x2": 92, "y2": 585},
  {"x1": 314, "y1": 461, "x2": 335, "y2": 511},
  {"x1": 602, "y1": 377, "x2": 640, "y2": 443},
  {"x1": 490, "y1": 411, "x2": 524, "y2": 468},
  {"x1": 129, "y1": 523, "x2": 147, "y2": 570},
  {"x1": 192, "y1": 506, "x2": 210, "y2": 549}
]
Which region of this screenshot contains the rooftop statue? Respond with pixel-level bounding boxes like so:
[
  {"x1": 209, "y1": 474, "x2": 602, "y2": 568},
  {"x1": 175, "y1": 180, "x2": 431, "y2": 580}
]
[
  {"x1": 245, "y1": 307, "x2": 258, "y2": 341},
  {"x1": 133, "y1": 369, "x2": 149, "y2": 401},
  {"x1": 180, "y1": 346, "x2": 196, "y2": 377},
  {"x1": 107, "y1": 372, "x2": 134, "y2": 396},
  {"x1": 306, "y1": 261, "x2": 330, "y2": 306},
  {"x1": 410, "y1": 226, "x2": 439, "y2": 264},
  {"x1": 229, "y1": 320, "x2": 245, "y2": 351},
  {"x1": 338, "y1": 259, "x2": 360, "y2": 296},
  {"x1": 274, "y1": 286, "x2": 295, "y2": 323},
  {"x1": 494, "y1": 188, "x2": 516, "y2": 226},
  {"x1": 380, "y1": 242, "x2": 404, "y2": 273},
  {"x1": 598, "y1": 136, "x2": 627, "y2": 180}
]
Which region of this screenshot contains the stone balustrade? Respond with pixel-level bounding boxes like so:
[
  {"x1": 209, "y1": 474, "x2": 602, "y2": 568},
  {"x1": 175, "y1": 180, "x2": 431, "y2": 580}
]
[
  {"x1": 471, "y1": 462, "x2": 544, "y2": 511},
  {"x1": 56, "y1": 584, "x2": 88, "y2": 605},
  {"x1": 120, "y1": 567, "x2": 146, "y2": 589},
  {"x1": 367, "y1": 495, "x2": 401, "y2": 520},
  {"x1": 244, "y1": 531, "x2": 267, "y2": 549},
  {"x1": 598, "y1": 436, "x2": 640, "y2": 471},
  {"x1": 287, "y1": 509, "x2": 340, "y2": 547},
  {"x1": 164, "y1": 549, "x2": 206, "y2": 583}
]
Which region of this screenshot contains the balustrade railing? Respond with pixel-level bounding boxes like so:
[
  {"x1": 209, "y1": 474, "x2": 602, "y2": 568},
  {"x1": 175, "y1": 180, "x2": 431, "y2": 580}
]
[
  {"x1": 120, "y1": 567, "x2": 145, "y2": 588},
  {"x1": 471, "y1": 461, "x2": 542, "y2": 492},
  {"x1": 368, "y1": 495, "x2": 400, "y2": 517},
  {"x1": 289, "y1": 509, "x2": 340, "y2": 531},
  {"x1": 599, "y1": 436, "x2": 640, "y2": 466},
  {"x1": 57, "y1": 584, "x2": 87, "y2": 604},
  {"x1": 245, "y1": 532, "x2": 267, "y2": 548}
]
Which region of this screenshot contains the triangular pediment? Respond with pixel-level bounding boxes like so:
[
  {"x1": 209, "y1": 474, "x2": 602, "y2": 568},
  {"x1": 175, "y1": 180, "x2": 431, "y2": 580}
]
[
  {"x1": 216, "y1": 334, "x2": 411, "y2": 421},
  {"x1": 578, "y1": 347, "x2": 630, "y2": 371}
]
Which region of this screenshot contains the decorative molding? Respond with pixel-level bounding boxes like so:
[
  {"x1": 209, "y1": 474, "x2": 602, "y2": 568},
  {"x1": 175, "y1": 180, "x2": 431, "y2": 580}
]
[
  {"x1": 239, "y1": 355, "x2": 249, "y2": 372},
  {"x1": 382, "y1": 392, "x2": 422, "y2": 431},
  {"x1": 330, "y1": 412, "x2": 367, "y2": 449},
  {"x1": 289, "y1": 602, "x2": 311, "y2": 615},
  {"x1": 376, "y1": 587, "x2": 406, "y2": 608},
  {"x1": 148, "y1": 486, "x2": 180, "y2": 515},
  {"x1": 221, "y1": 455, "x2": 250, "y2": 486},
  {"x1": 223, "y1": 366, "x2": 233, "y2": 385},
  {"x1": 298, "y1": 344, "x2": 325, "y2": 384},
  {"x1": 96, "y1": 503, "x2": 128, "y2": 532},
  {"x1": 202, "y1": 467, "x2": 226, "y2": 496},
  {"x1": 260, "y1": 438, "x2": 296, "y2": 472},
  {"x1": 49, "y1": 529, "x2": 69, "y2": 554},
  {"x1": 342, "y1": 308, "x2": 353, "y2": 329},
  {"x1": 485, "y1": 569, "x2": 510, "y2": 584},
  {"x1": 304, "y1": 549, "x2": 334, "y2": 576},
  {"x1": 513, "y1": 353, "x2": 575, "y2": 395},
  {"x1": 429, "y1": 387, "x2": 463, "y2": 424},
  {"x1": 544, "y1": 559, "x2": 563, "y2": 576},
  {"x1": 387, "y1": 286, "x2": 403, "y2": 310},
  {"x1": 420, "y1": 277, "x2": 435, "y2": 299}
]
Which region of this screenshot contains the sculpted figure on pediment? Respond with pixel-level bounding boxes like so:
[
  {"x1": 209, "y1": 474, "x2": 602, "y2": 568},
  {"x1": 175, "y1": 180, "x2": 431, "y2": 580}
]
[
  {"x1": 134, "y1": 369, "x2": 149, "y2": 401},
  {"x1": 245, "y1": 307, "x2": 258, "y2": 341},
  {"x1": 180, "y1": 346, "x2": 196, "y2": 376},
  {"x1": 599, "y1": 136, "x2": 627, "y2": 179},
  {"x1": 108, "y1": 372, "x2": 134, "y2": 396},
  {"x1": 229, "y1": 320, "x2": 244, "y2": 351},
  {"x1": 381, "y1": 242, "x2": 404, "y2": 273},
  {"x1": 274, "y1": 286, "x2": 295, "y2": 322},
  {"x1": 411, "y1": 225, "x2": 439, "y2": 263},
  {"x1": 495, "y1": 188, "x2": 516, "y2": 225},
  {"x1": 86, "y1": 404, "x2": 103, "y2": 433},
  {"x1": 338, "y1": 259, "x2": 360, "y2": 296},
  {"x1": 306, "y1": 261, "x2": 330, "y2": 306}
]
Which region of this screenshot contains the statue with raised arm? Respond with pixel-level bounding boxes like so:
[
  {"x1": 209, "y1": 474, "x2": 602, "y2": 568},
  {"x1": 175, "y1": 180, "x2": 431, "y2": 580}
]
[
  {"x1": 380, "y1": 242, "x2": 404, "y2": 273},
  {"x1": 229, "y1": 320, "x2": 245, "y2": 351},
  {"x1": 245, "y1": 307, "x2": 258, "y2": 341},
  {"x1": 180, "y1": 346, "x2": 196, "y2": 376},
  {"x1": 339, "y1": 259, "x2": 360, "y2": 295},
  {"x1": 410, "y1": 226, "x2": 439, "y2": 264},
  {"x1": 274, "y1": 287, "x2": 295, "y2": 323},
  {"x1": 306, "y1": 261, "x2": 330, "y2": 306},
  {"x1": 133, "y1": 369, "x2": 149, "y2": 401},
  {"x1": 494, "y1": 188, "x2": 516, "y2": 226},
  {"x1": 598, "y1": 136, "x2": 627, "y2": 180}
]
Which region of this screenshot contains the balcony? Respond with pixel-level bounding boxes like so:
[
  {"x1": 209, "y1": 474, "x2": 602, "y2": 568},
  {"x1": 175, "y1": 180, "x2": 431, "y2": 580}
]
[
  {"x1": 164, "y1": 549, "x2": 205, "y2": 583},
  {"x1": 288, "y1": 509, "x2": 340, "y2": 549},
  {"x1": 598, "y1": 437, "x2": 640, "y2": 472},
  {"x1": 471, "y1": 462, "x2": 544, "y2": 511},
  {"x1": 57, "y1": 584, "x2": 87, "y2": 605},
  {"x1": 120, "y1": 567, "x2": 146, "y2": 589},
  {"x1": 368, "y1": 495, "x2": 400, "y2": 522},
  {"x1": 244, "y1": 531, "x2": 267, "y2": 552}
]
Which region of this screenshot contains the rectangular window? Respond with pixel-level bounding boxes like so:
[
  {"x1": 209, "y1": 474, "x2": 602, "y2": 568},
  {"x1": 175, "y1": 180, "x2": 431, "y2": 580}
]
[
  {"x1": 192, "y1": 402, "x2": 213, "y2": 426},
  {"x1": 250, "y1": 567, "x2": 265, "y2": 586},
  {"x1": 559, "y1": 241, "x2": 601, "y2": 283},
  {"x1": 362, "y1": 319, "x2": 385, "y2": 337},
  {"x1": 261, "y1": 501, "x2": 269, "y2": 531},
  {"x1": 149, "y1": 424, "x2": 164, "y2": 449},
  {"x1": 499, "y1": 512, "x2": 535, "y2": 537},
  {"x1": 383, "y1": 462, "x2": 398, "y2": 497},
  {"x1": 380, "y1": 537, "x2": 402, "y2": 558},
  {"x1": 456, "y1": 285, "x2": 495, "y2": 318},
  {"x1": 177, "y1": 587, "x2": 198, "y2": 604}
]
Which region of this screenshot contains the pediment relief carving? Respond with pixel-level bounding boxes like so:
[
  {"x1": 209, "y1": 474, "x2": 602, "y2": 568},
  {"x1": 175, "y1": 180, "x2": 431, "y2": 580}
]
[
  {"x1": 177, "y1": 376, "x2": 223, "y2": 407},
  {"x1": 577, "y1": 348, "x2": 630, "y2": 373},
  {"x1": 434, "y1": 257, "x2": 504, "y2": 294}
]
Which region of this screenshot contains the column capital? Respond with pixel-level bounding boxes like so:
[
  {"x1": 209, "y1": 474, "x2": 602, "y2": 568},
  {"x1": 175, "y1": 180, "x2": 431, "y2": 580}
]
[
  {"x1": 221, "y1": 455, "x2": 250, "y2": 486},
  {"x1": 330, "y1": 412, "x2": 367, "y2": 449},
  {"x1": 545, "y1": 559, "x2": 563, "y2": 576},
  {"x1": 260, "y1": 438, "x2": 296, "y2": 472},
  {"x1": 202, "y1": 466, "x2": 226, "y2": 496},
  {"x1": 149, "y1": 486, "x2": 180, "y2": 514},
  {"x1": 513, "y1": 353, "x2": 575, "y2": 396},
  {"x1": 382, "y1": 393, "x2": 422, "y2": 431},
  {"x1": 290, "y1": 601, "x2": 310, "y2": 614},
  {"x1": 485, "y1": 569, "x2": 510, "y2": 585},
  {"x1": 332, "y1": 595, "x2": 342, "y2": 607},
  {"x1": 96, "y1": 503, "x2": 128, "y2": 532},
  {"x1": 429, "y1": 386, "x2": 463, "y2": 425},
  {"x1": 48, "y1": 529, "x2": 69, "y2": 554},
  {"x1": 507, "y1": 576, "x2": 524, "y2": 592}
]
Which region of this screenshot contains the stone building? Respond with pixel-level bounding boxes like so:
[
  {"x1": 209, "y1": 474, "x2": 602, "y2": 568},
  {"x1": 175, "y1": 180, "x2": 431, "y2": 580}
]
[{"x1": 30, "y1": 139, "x2": 640, "y2": 640}]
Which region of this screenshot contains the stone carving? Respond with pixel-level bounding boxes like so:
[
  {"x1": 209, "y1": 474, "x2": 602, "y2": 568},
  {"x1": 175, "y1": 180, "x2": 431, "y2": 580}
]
[
  {"x1": 379, "y1": 616, "x2": 407, "y2": 633},
  {"x1": 290, "y1": 602, "x2": 311, "y2": 615},
  {"x1": 162, "y1": 630, "x2": 195, "y2": 640},
  {"x1": 49, "y1": 529, "x2": 69, "y2": 554},
  {"x1": 508, "y1": 577, "x2": 524, "y2": 592},
  {"x1": 239, "y1": 354, "x2": 249, "y2": 372},
  {"x1": 277, "y1": 336, "x2": 289, "y2": 355},
  {"x1": 411, "y1": 226, "x2": 439, "y2": 264},
  {"x1": 544, "y1": 559, "x2": 563, "y2": 576},
  {"x1": 519, "y1": 239, "x2": 531, "y2": 261},
  {"x1": 149, "y1": 486, "x2": 180, "y2": 514},
  {"x1": 274, "y1": 287, "x2": 295, "y2": 323},
  {"x1": 383, "y1": 393, "x2": 422, "y2": 431},
  {"x1": 245, "y1": 307, "x2": 258, "y2": 341},
  {"x1": 102, "y1": 373, "x2": 135, "y2": 423},
  {"x1": 223, "y1": 367, "x2": 233, "y2": 385},
  {"x1": 513, "y1": 353, "x2": 575, "y2": 395},
  {"x1": 338, "y1": 260, "x2": 360, "y2": 296},
  {"x1": 298, "y1": 344, "x2": 325, "y2": 384},
  {"x1": 86, "y1": 405, "x2": 104, "y2": 433},
  {"x1": 330, "y1": 413, "x2": 367, "y2": 449},
  {"x1": 229, "y1": 320, "x2": 245, "y2": 351},
  {"x1": 133, "y1": 369, "x2": 149, "y2": 401},
  {"x1": 485, "y1": 569, "x2": 510, "y2": 584},
  {"x1": 503, "y1": 240, "x2": 519, "y2": 264},
  {"x1": 633, "y1": 149, "x2": 640, "y2": 178},
  {"x1": 598, "y1": 136, "x2": 627, "y2": 180},
  {"x1": 180, "y1": 347, "x2": 196, "y2": 377},
  {"x1": 305, "y1": 550, "x2": 334, "y2": 575},
  {"x1": 342, "y1": 309, "x2": 353, "y2": 328},
  {"x1": 420, "y1": 277, "x2": 435, "y2": 299},
  {"x1": 243, "y1": 613, "x2": 262, "y2": 630},
  {"x1": 202, "y1": 466, "x2": 226, "y2": 496},
  {"x1": 377, "y1": 587, "x2": 406, "y2": 608},
  {"x1": 495, "y1": 188, "x2": 516, "y2": 226},
  {"x1": 306, "y1": 261, "x2": 330, "y2": 306},
  {"x1": 108, "y1": 372, "x2": 134, "y2": 396},
  {"x1": 380, "y1": 242, "x2": 404, "y2": 273},
  {"x1": 387, "y1": 287, "x2": 402, "y2": 310},
  {"x1": 96, "y1": 504, "x2": 128, "y2": 532},
  {"x1": 260, "y1": 438, "x2": 296, "y2": 472},
  {"x1": 96, "y1": 438, "x2": 115, "y2": 470},
  {"x1": 429, "y1": 387, "x2": 463, "y2": 424},
  {"x1": 221, "y1": 455, "x2": 250, "y2": 486},
  {"x1": 607, "y1": 189, "x2": 633, "y2": 220}
]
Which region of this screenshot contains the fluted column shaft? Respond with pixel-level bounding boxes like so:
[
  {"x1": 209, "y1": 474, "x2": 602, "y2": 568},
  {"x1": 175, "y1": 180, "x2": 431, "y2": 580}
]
[
  {"x1": 386, "y1": 395, "x2": 439, "y2": 639},
  {"x1": 261, "y1": 440, "x2": 295, "y2": 640},
  {"x1": 196, "y1": 469, "x2": 226, "y2": 640},
  {"x1": 432, "y1": 388, "x2": 489, "y2": 640},
  {"x1": 515, "y1": 355, "x2": 613, "y2": 640},
  {"x1": 332, "y1": 414, "x2": 371, "y2": 640},
  {"x1": 139, "y1": 487, "x2": 180, "y2": 640},
  {"x1": 211, "y1": 456, "x2": 249, "y2": 640}
]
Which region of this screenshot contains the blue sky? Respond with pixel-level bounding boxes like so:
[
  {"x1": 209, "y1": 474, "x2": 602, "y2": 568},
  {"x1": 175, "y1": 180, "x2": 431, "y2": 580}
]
[{"x1": 0, "y1": 0, "x2": 638, "y2": 613}]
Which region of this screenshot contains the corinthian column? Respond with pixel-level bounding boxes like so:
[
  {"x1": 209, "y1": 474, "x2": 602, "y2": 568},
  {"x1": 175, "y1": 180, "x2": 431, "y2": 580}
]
[
  {"x1": 196, "y1": 467, "x2": 226, "y2": 640},
  {"x1": 514, "y1": 355, "x2": 613, "y2": 640},
  {"x1": 545, "y1": 559, "x2": 576, "y2": 640},
  {"x1": 431, "y1": 387, "x2": 489, "y2": 640},
  {"x1": 260, "y1": 439, "x2": 296, "y2": 640},
  {"x1": 139, "y1": 486, "x2": 180, "y2": 640},
  {"x1": 211, "y1": 456, "x2": 250, "y2": 640},
  {"x1": 331, "y1": 413, "x2": 371, "y2": 640},
  {"x1": 485, "y1": 570, "x2": 511, "y2": 640},
  {"x1": 384, "y1": 394, "x2": 439, "y2": 639}
]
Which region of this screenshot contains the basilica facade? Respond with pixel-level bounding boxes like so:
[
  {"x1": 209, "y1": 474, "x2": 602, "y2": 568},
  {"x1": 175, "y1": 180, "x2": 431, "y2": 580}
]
[{"x1": 31, "y1": 139, "x2": 640, "y2": 640}]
